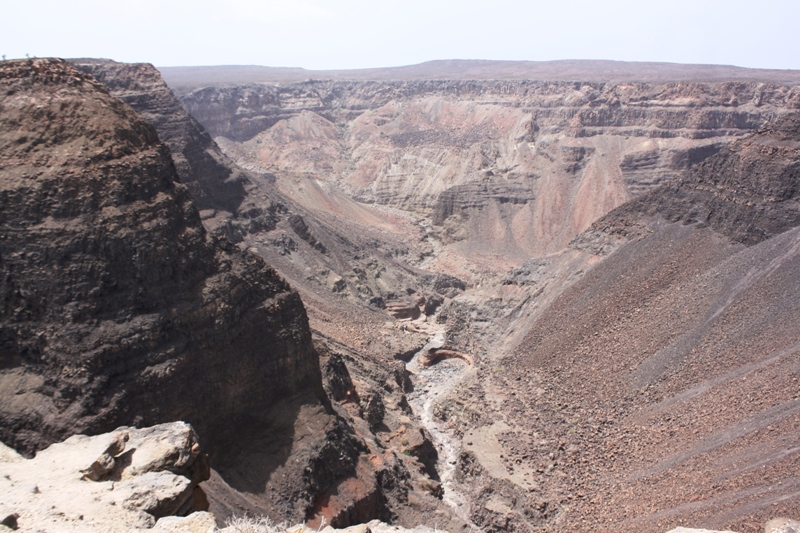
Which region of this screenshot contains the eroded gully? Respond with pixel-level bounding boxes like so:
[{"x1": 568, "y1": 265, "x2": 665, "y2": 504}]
[{"x1": 405, "y1": 327, "x2": 476, "y2": 527}]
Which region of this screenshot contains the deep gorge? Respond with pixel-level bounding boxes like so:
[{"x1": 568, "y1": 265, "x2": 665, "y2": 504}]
[{"x1": 1, "y1": 57, "x2": 800, "y2": 533}]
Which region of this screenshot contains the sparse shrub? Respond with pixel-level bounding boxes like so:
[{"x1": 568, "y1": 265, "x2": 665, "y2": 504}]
[
  {"x1": 223, "y1": 514, "x2": 288, "y2": 533},
  {"x1": 222, "y1": 515, "x2": 329, "y2": 533}
]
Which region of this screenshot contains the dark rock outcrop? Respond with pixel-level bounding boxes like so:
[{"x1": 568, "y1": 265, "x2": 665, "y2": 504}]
[
  {"x1": 70, "y1": 59, "x2": 281, "y2": 242},
  {"x1": 321, "y1": 352, "x2": 357, "y2": 403},
  {"x1": 71, "y1": 59, "x2": 248, "y2": 213},
  {"x1": 288, "y1": 213, "x2": 327, "y2": 253},
  {"x1": 588, "y1": 113, "x2": 800, "y2": 247},
  {"x1": 0, "y1": 59, "x2": 321, "y2": 458}
]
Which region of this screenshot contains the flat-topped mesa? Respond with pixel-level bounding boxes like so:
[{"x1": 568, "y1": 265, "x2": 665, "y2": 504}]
[
  {"x1": 0, "y1": 59, "x2": 321, "y2": 456},
  {"x1": 160, "y1": 60, "x2": 800, "y2": 88}
]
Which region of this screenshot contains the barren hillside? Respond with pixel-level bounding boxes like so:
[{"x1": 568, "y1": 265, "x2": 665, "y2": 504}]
[{"x1": 444, "y1": 115, "x2": 800, "y2": 532}]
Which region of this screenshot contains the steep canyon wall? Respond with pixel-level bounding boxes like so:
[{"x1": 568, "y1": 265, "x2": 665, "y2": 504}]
[
  {"x1": 174, "y1": 79, "x2": 800, "y2": 277},
  {"x1": 0, "y1": 59, "x2": 321, "y2": 456}
]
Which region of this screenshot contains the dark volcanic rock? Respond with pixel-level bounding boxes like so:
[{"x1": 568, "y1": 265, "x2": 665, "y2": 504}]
[
  {"x1": 0, "y1": 59, "x2": 321, "y2": 457},
  {"x1": 320, "y1": 352, "x2": 357, "y2": 403},
  {"x1": 593, "y1": 113, "x2": 800, "y2": 246},
  {"x1": 70, "y1": 59, "x2": 281, "y2": 242},
  {"x1": 429, "y1": 273, "x2": 466, "y2": 297},
  {"x1": 288, "y1": 213, "x2": 327, "y2": 253},
  {"x1": 71, "y1": 59, "x2": 249, "y2": 214}
]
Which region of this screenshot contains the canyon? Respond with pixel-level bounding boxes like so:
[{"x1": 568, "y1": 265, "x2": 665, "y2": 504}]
[
  {"x1": 1, "y1": 57, "x2": 800, "y2": 532},
  {"x1": 171, "y1": 72, "x2": 799, "y2": 282}
]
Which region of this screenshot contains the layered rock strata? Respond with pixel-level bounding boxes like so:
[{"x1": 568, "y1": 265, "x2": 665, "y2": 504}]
[
  {"x1": 598, "y1": 114, "x2": 800, "y2": 246},
  {"x1": 175, "y1": 79, "x2": 800, "y2": 277}
]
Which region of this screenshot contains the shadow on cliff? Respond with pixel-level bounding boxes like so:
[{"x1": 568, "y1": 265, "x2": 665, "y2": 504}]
[
  {"x1": 208, "y1": 392, "x2": 311, "y2": 495},
  {"x1": 203, "y1": 386, "x2": 361, "y2": 524}
]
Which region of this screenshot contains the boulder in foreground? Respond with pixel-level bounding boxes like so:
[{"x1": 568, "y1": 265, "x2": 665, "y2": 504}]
[{"x1": 0, "y1": 421, "x2": 208, "y2": 532}]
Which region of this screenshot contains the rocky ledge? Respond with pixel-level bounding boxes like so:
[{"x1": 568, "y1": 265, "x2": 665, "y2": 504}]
[
  {"x1": 0, "y1": 420, "x2": 795, "y2": 533},
  {"x1": 0, "y1": 421, "x2": 208, "y2": 532},
  {"x1": 0, "y1": 421, "x2": 446, "y2": 533}
]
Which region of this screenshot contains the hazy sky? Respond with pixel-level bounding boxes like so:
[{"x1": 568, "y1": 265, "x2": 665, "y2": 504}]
[{"x1": 2, "y1": 0, "x2": 799, "y2": 70}]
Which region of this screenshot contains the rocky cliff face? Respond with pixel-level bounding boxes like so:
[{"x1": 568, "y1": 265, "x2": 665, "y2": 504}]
[
  {"x1": 174, "y1": 79, "x2": 800, "y2": 279},
  {"x1": 0, "y1": 58, "x2": 321, "y2": 456},
  {"x1": 177, "y1": 80, "x2": 800, "y2": 147},
  {"x1": 598, "y1": 114, "x2": 800, "y2": 246},
  {"x1": 71, "y1": 59, "x2": 280, "y2": 243}
]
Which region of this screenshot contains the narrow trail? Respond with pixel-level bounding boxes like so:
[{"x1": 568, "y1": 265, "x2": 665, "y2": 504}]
[{"x1": 405, "y1": 328, "x2": 476, "y2": 527}]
